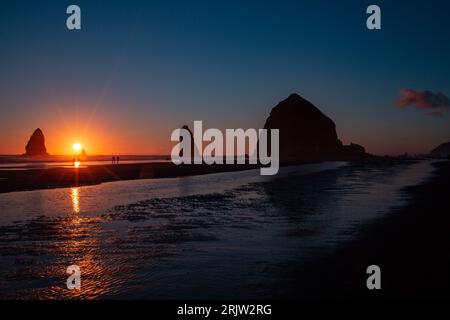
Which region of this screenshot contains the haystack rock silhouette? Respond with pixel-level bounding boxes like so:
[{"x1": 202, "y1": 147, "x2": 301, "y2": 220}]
[
  {"x1": 429, "y1": 142, "x2": 450, "y2": 159},
  {"x1": 263, "y1": 94, "x2": 367, "y2": 161},
  {"x1": 23, "y1": 128, "x2": 49, "y2": 156}
]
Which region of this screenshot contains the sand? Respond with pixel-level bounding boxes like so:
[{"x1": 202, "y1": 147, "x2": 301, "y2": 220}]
[
  {"x1": 275, "y1": 160, "x2": 450, "y2": 299},
  {"x1": 0, "y1": 162, "x2": 260, "y2": 193}
]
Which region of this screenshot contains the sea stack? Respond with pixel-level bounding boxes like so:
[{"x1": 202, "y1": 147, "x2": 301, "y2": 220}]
[
  {"x1": 263, "y1": 93, "x2": 367, "y2": 161},
  {"x1": 23, "y1": 128, "x2": 49, "y2": 156},
  {"x1": 180, "y1": 125, "x2": 196, "y2": 161}
]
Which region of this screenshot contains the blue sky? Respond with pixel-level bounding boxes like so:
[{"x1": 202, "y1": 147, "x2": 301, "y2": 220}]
[{"x1": 0, "y1": 0, "x2": 449, "y2": 155}]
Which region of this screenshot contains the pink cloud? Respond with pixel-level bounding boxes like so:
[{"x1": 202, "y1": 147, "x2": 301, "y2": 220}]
[{"x1": 397, "y1": 89, "x2": 450, "y2": 110}]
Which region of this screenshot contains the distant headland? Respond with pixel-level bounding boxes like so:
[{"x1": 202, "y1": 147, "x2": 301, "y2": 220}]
[{"x1": 430, "y1": 142, "x2": 450, "y2": 159}]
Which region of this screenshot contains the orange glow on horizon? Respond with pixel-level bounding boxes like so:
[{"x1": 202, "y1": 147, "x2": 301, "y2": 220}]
[{"x1": 0, "y1": 100, "x2": 178, "y2": 155}]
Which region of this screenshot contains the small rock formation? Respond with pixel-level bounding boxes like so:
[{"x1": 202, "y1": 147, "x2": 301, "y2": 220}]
[
  {"x1": 341, "y1": 143, "x2": 366, "y2": 157},
  {"x1": 79, "y1": 149, "x2": 88, "y2": 160},
  {"x1": 23, "y1": 128, "x2": 49, "y2": 156},
  {"x1": 180, "y1": 125, "x2": 197, "y2": 161},
  {"x1": 429, "y1": 142, "x2": 450, "y2": 158},
  {"x1": 263, "y1": 94, "x2": 367, "y2": 161}
]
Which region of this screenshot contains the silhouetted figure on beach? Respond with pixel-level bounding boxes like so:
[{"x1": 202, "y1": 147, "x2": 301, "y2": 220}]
[
  {"x1": 116, "y1": 156, "x2": 120, "y2": 164},
  {"x1": 112, "y1": 156, "x2": 115, "y2": 164}
]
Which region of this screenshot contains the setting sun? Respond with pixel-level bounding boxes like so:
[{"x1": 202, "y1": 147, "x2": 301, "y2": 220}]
[{"x1": 73, "y1": 143, "x2": 82, "y2": 152}]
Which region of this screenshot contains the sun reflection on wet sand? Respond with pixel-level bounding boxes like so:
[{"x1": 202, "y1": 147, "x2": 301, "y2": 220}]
[
  {"x1": 71, "y1": 188, "x2": 80, "y2": 213},
  {"x1": 40, "y1": 214, "x2": 120, "y2": 299},
  {"x1": 30, "y1": 187, "x2": 122, "y2": 299}
]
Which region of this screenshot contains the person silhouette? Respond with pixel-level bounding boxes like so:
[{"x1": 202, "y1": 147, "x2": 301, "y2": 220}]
[
  {"x1": 112, "y1": 156, "x2": 115, "y2": 164},
  {"x1": 116, "y1": 156, "x2": 119, "y2": 164}
]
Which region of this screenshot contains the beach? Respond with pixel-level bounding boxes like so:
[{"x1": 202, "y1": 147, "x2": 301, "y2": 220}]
[
  {"x1": 0, "y1": 162, "x2": 260, "y2": 194},
  {"x1": 275, "y1": 160, "x2": 450, "y2": 299},
  {"x1": 0, "y1": 159, "x2": 446, "y2": 299}
]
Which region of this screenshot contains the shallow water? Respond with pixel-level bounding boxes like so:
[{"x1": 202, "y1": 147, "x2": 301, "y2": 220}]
[{"x1": 0, "y1": 161, "x2": 435, "y2": 299}]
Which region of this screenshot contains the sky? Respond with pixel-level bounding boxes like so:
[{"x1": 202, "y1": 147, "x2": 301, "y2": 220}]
[{"x1": 0, "y1": 0, "x2": 449, "y2": 156}]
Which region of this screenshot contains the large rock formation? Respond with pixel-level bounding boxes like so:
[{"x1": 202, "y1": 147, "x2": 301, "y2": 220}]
[
  {"x1": 23, "y1": 128, "x2": 49, "y2": 156},
  {"x1": 263, "y1": 94, "x2": 366, "y2": 161},
  {"x1": 429, "y1": 142, "x2": 450, "y2": 158}
]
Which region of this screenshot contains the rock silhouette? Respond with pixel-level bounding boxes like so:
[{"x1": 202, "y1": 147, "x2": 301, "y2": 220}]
[
  {"x1": 179, "y1": 125, "x2": 199, "y2": 161},
  {"x1": 80, "y1": 149, "x2": 88, "y2": 160},
  {"x1": 263, "y1": 94, "x2": 367, "y2": 161},
  {"x1": 23, "y1": 128, "x2": 49, "y2": 156},
  {"x1": 341, "y1": 143, "x2": 366, "y2": 157},
  {"x1": 429, "y1": 142, "x2": 450, "y2": 159}
]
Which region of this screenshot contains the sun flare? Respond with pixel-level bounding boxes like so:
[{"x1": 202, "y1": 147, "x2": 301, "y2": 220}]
[{"x1": 73, "y1": 143, "x2": 82, "y2": 152}]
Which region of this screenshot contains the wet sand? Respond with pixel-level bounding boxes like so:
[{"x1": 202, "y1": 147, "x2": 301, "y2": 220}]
[
  {"x1": 277, "y1": 160, "x2": 450, "y2": 299},
  {"x1": 0, "y1": 159, "x2": 442, "y2": 299},
  {"x1": 0, "y1": 162, "x2": 260, "y2": 193},
  {"x1": 0, "y1": 155, "x2": 381, "y2": 194}
]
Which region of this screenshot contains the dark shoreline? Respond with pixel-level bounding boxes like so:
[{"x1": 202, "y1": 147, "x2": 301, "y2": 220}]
[
  {"x1": 277, "y1": 160, "x2": 450, "y2": 299},
  {"x1": 0, "y1": 156, "x2": 387, "y2": 194},
  {"x1": 0, "y1": 162, "x2": 263, "y2": 194}
]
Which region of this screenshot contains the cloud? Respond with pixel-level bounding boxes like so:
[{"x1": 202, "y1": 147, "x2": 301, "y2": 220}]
[{"x1": 397, "y1": 89, "x2": 450, "y2": 110}]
